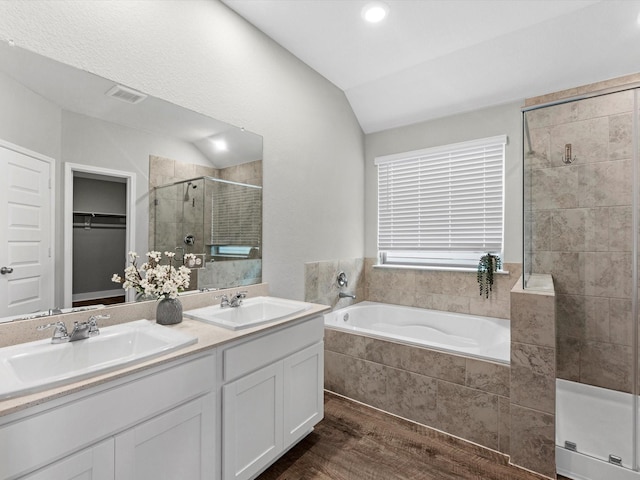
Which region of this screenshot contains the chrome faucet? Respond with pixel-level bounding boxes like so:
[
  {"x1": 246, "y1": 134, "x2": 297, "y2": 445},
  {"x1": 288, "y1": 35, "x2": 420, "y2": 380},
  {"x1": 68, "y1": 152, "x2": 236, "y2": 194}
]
[
  {"x1": 339, "y1": 292, "x2": 356, "y2": 299},
  {"x1": 229, "y1": 291, "x2": 247, "y2": 307},
  {"x1": 217, "y1": 294, "x2": 230, "y2": 308},
  {"x1": 217, "y1": 291, "x2": 247, "y2": 308},
  {"x1": 37, "y1": 314, "x2": 110, "y2": 344},
  {"x1": 37, "y1": 321, "x2": 69, "y2": 344}
]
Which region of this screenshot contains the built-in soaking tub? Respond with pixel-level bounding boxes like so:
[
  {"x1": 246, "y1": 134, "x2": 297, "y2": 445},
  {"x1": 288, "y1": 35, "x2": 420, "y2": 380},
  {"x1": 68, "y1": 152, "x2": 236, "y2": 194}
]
[
  {"x1": 324, "y1": 301, "x2": 510, "y2": 363},
  {"x1": 323, "y1": 301, "x2": 511, "y2": 453},
  {"x1": 556, "y1": 378, "x2": 640, "y2": 480}
]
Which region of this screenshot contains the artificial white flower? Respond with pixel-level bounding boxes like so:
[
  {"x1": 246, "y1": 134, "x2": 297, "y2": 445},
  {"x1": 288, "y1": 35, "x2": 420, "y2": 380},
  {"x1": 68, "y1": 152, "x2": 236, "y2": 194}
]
[{"x1": 112, "y1": 252, "x2": 197, "y2": 299}]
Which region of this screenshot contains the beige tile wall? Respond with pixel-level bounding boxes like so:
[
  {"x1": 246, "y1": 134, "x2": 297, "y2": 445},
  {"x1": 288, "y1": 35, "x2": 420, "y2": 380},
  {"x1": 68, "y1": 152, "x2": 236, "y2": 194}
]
[
  {"x1": 305, "y1": 257, "x2": 521, "y2": 317},
  {"x1": 304, "y1": 258, "x2": 364, "y2": 308},
  {"x1": 324, "y1": 329, "x2": 511, "y2": 454},
  {"x1": 509, "y1": 276, "x2": 556, "y2": 479},
  {"x1": 364, "y1": 259, "x2": 522, "y2": 319},
  {"x1": 526, "y1": 90, "x2": 635, "y2": 393}
]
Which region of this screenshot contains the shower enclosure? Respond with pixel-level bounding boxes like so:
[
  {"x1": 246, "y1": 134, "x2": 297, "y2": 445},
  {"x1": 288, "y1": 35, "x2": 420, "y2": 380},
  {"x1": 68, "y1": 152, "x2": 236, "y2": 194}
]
[
  {"x1": 523, "y1": 87, "x2": 640, "y2": 479},
  {"x1": 153, "y1": 176, "x2": 262, "y2": 291}
]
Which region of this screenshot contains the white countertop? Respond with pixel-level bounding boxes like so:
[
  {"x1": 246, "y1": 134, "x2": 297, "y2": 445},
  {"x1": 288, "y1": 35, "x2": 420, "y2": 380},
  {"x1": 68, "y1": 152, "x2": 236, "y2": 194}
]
[{"x1": 0, "y1": 287, "x2": 330, "y2": 417}]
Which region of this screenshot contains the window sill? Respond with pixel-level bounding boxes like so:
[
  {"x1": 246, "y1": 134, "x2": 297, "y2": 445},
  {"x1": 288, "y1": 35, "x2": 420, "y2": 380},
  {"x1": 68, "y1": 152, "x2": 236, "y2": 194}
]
[{"x1": 373, "y1": 264, "x2": 510, "y2": 275}]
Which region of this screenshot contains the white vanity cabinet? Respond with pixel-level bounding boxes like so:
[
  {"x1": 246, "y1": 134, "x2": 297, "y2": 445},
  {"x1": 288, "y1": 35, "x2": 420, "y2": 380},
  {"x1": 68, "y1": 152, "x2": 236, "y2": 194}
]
[
  {"x1": 221, "y1": 315, "x2": 324, "y2": 480},
  {"x1": 0, "y1": 352, "x2": 216, "y2": 480}
]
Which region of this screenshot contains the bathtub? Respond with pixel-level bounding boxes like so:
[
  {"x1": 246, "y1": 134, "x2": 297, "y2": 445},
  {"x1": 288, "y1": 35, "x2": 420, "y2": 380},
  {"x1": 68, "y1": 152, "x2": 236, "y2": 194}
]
[{"x1": 324, "y1": 301, "x2": 510, "y2": 364}]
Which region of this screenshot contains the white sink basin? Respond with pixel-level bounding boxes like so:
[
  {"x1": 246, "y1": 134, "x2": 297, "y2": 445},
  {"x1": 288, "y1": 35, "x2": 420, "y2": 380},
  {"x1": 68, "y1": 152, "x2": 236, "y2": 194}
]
[
  {"x1": 184, "y1": 296, "x2": 311, "y2": 330},
  {"x1": 0, "y1": 320, "x2": 197, "y2": 400}
]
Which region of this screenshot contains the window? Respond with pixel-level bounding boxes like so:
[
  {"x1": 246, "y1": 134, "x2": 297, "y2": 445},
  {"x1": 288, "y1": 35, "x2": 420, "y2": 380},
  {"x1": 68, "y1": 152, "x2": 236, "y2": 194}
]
[{"x1": 376, "y1": 135, "x2": 506, "y2": 269}]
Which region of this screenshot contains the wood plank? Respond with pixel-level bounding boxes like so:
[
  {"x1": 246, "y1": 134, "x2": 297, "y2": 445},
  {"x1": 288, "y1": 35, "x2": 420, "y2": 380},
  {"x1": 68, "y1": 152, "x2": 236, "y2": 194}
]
[{"x1": 259, "y1": 392, "x2": 558, "y2": 480}]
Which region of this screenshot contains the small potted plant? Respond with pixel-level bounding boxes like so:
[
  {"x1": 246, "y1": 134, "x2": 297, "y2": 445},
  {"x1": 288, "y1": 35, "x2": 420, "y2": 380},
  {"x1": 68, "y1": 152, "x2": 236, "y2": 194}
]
[
  {"x1": 477, "y1": 253, "x2": 502, "y2": 299},
  {"x1": 112, "y1": 251, "x2": 196, "y2": 324}
]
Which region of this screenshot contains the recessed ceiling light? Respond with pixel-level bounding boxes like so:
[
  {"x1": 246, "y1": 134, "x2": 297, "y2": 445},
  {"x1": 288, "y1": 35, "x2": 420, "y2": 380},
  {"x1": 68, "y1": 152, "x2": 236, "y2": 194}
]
[
  {"x1": 362, "y1": 2, "x2": 389, "y2": 23},
  {"x1": 212, "y1": 139, "x2": 228, "y2": 151}
]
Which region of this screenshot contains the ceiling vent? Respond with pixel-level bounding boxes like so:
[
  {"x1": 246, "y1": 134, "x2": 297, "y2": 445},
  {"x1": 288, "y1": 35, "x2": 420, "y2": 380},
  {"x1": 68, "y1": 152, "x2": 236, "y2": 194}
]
[{"x1": 105, "y1": 84, "x2": 148, "y2": 104}]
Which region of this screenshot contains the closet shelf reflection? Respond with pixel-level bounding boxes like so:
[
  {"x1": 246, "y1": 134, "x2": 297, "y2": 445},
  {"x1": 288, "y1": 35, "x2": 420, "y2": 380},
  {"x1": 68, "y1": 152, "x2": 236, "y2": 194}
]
[{"x1": 73, "y1": 212, "x2": 127, "y2": 230}]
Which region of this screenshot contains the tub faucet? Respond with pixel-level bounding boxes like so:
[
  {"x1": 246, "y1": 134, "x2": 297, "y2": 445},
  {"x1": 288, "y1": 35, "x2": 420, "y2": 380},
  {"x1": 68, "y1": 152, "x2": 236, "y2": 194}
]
[{"x1": 339, "y1": 292, "x2": 356, "y2": 300}]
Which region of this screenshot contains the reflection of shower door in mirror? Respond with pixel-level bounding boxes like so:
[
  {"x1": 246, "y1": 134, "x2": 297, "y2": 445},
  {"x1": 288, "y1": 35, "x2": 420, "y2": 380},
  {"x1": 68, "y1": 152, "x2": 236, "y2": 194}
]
[{"x1": 0, "y1": 140, "x2": 54, "y2": 317}]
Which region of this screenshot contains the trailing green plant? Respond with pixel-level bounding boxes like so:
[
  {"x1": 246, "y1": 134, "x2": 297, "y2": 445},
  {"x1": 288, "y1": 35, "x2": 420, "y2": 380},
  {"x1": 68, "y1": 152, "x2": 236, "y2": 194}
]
[{"x1": 477, "y1": 253, "x2": 502, "y2": 299}]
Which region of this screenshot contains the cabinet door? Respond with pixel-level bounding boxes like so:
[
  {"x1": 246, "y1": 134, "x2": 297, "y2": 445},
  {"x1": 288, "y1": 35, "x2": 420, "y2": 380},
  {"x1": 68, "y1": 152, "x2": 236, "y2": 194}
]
[
  {"x1": 222, "y1": 362, "x2": 283, "y2": 480},
  {"x1": 283, "y1": 341, "x2": 324, "y2": 447},
  {"x1": 114, "y1": 393, "x2": 215, "y2": 480},
  {"x1": 22, "y1": 439, "x2": 114, "y2": 480}
]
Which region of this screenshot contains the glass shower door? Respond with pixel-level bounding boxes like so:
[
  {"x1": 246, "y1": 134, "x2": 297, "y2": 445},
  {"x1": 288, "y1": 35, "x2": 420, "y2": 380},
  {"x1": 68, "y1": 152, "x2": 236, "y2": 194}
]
[{"x1": 523, "y1": 88, "x2": 639, "y2": 477}]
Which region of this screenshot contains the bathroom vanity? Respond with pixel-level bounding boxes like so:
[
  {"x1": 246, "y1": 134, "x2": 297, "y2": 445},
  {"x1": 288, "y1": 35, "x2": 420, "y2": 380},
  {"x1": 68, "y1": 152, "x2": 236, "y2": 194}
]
[{"x1": 0, "y1": 295, "x2": 327, "y2": 480}]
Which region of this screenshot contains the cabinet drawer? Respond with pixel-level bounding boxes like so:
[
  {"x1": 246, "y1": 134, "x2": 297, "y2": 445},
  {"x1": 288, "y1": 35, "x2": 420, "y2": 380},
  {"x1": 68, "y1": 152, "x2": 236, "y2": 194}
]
[
  {"x1": 0, "y1": 353, "x2": 215, "y2": 480},
  {"x1": 223, "y1": 315, "x2": 323, "y2": 382}
]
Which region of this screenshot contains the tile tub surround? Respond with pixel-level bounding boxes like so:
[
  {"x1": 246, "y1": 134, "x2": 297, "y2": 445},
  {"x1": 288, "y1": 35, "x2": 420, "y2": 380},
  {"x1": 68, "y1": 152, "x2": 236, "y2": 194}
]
[
  {"x1": 364, "y1": 259, "x2": 522, "y2": 319},
  {"x1": 510, "y1": 275, "x2": 556, "y2": 479},
  {"x1": 304, "y1": 258, "x2": 365, "y2": 308},
  {"x1": 305, "y1": 257, "x2": 521, "y2": 318},
  {"x1": 324, "y1": 328, "x2": 511, "y2": 454}
]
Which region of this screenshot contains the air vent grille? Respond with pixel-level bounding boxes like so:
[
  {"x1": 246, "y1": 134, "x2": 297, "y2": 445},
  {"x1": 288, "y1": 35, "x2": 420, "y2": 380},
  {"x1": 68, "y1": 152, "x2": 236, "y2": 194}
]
[{"x1": 105, "y1": 84, "x2": 148, "y2": 104}]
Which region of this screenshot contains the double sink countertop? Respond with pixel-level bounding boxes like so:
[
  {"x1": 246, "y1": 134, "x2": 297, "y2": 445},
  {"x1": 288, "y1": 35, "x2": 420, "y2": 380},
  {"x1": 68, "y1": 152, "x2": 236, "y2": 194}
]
[{"x1": 0, "y1": 284, "x2": 330, "y2": 417}]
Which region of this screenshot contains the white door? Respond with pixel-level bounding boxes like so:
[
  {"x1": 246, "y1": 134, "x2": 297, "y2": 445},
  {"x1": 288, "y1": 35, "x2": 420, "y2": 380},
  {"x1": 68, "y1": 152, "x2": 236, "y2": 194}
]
[
  {"x1": 21, "y1": 439, "x2": 114, "y2": 480},
  {"x1": 0, "y1": 142, "x2": 54, "y2": 317}
]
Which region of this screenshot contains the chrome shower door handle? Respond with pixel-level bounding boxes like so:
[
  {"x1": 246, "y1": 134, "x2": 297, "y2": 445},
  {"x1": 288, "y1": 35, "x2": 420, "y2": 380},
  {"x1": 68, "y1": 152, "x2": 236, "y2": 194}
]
[{"x1": 0, "y1": 267, "x2": 13, "y2": 275}]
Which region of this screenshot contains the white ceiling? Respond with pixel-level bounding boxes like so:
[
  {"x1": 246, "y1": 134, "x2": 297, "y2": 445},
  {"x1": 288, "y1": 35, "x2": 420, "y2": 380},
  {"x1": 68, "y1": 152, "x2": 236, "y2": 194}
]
[
  {"x1": 0, "y1": 41, "x2": 263, "y2": 168},
  {"x1": 222, "y1": 0, "x2": 640, "y2": 133}
]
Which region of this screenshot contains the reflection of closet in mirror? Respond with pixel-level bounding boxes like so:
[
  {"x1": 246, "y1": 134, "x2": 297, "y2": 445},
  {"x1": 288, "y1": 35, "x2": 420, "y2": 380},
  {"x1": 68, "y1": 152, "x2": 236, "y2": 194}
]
[
  {"x1": 153, "y1": 176, "x2": 262, "y2": 291},
  {"x1": 72, "y1": 175, "x2": 127, "y2": 306}
]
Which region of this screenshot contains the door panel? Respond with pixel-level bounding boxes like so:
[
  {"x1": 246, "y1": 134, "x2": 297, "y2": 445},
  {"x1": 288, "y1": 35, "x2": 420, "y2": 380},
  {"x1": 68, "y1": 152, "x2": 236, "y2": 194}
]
[
  {"x1": 223, "y1": 362, "x2": 283, "y2": 480},
  {"x1": 22, "y1": 439, "x2": 114, "y2": 480},
  {"x1": 115, "y1": 395, "x2": 214, "y2": 480},
  {"x1": 283, "y1": 342, "x2": 324, "y2": 447},
  {"x1": 0, "y1": 143, "x2": 53, "y2": 317}
]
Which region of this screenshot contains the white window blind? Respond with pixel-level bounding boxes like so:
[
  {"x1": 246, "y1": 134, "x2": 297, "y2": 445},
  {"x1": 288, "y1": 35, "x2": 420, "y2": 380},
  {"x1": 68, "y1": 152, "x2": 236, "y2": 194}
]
[
  {"x1": 210, "y1": 181, "x2": 262, "y2": 247},
  {"x1": 376, "y1": 135, "x2": 506, "y2": 269}
]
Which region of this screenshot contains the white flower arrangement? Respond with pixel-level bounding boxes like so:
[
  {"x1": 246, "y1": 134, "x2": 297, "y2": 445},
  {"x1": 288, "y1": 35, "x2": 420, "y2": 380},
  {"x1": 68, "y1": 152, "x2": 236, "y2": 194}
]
[{"x1": 112, "y1": 251, "x2": 196, "y2": 300}]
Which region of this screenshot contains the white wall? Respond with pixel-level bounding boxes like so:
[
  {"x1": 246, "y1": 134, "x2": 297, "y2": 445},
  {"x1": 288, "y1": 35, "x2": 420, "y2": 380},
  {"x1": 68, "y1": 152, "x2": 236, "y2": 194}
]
[
  {"x1": 365, "y1": 101, "x2": 523, "y2": 263},
  {"x1": 0, "y1": 71, "x2": 61, "y2": 160},
  {"x1": 0, "y1": 0, "x2": 366, "y2": 300}
]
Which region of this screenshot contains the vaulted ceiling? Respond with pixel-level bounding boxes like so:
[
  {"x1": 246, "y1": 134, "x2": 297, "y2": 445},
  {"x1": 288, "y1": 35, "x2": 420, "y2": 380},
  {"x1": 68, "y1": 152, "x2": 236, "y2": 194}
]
[{"x1": 222, "y1": 0, "x2": 640, "y2": 133}]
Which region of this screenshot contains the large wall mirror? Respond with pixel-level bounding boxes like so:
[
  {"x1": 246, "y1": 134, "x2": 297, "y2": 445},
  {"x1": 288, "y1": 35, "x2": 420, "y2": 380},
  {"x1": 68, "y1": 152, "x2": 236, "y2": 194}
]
[{"x1": 0, "y1": 41, "x2": 263, "y2": 322}]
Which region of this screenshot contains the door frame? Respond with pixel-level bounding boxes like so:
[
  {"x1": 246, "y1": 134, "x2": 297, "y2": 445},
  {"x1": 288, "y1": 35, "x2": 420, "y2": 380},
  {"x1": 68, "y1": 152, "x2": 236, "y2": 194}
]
[
  {"x1": 64, "y1": 163, "x2": 136, "y2": 307},
  {"x1": 0, "y1": 138, "x2": 56, "y2": 317}
]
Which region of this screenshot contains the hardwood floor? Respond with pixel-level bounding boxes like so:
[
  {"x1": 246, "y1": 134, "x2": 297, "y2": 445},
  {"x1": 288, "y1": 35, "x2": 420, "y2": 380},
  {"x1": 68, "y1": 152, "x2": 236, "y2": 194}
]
[{"x1": 258, "y1": 392, "x2": 557, "y2": 480}]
